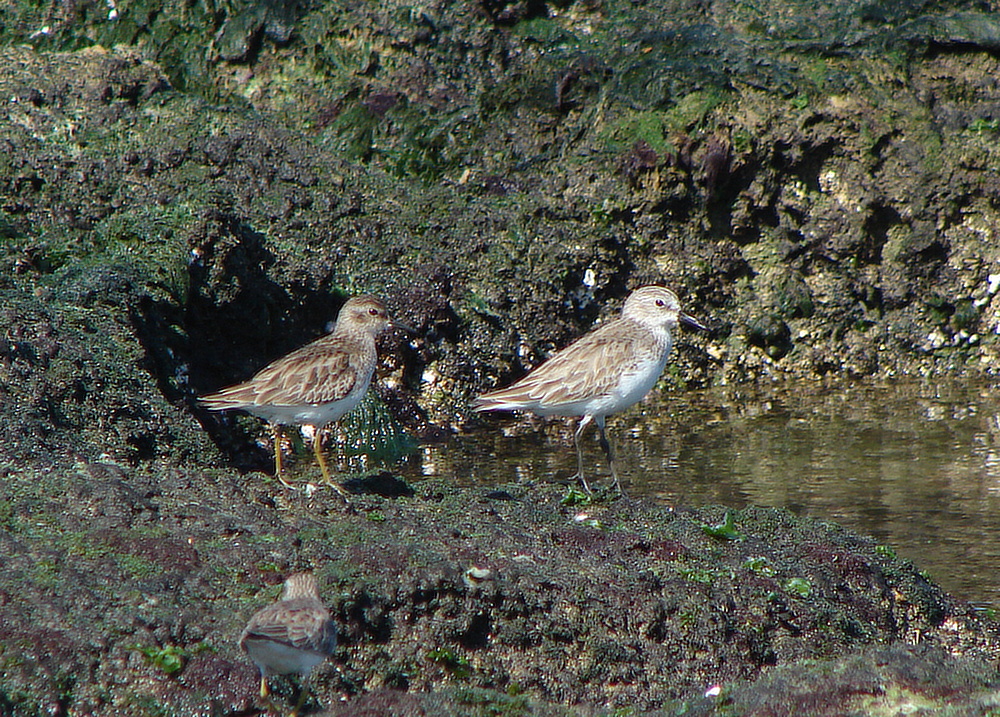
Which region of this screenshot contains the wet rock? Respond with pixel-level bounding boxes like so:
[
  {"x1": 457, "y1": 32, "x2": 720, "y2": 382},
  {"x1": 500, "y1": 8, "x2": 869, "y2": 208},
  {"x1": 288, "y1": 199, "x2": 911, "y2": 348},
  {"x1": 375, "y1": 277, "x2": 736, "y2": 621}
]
[
  {"x1": 688, "y1": 643, "x2": 1000, "y2": 717},
  {"x1": 2, "y1": 476, "x2": 998, "y2": 715},
  {"x1": 1, "y1": 3, "x2": 1000, "y2": 714},
  {"x1": 747, "y1": 314, "x2": 793, "y2": 360}
]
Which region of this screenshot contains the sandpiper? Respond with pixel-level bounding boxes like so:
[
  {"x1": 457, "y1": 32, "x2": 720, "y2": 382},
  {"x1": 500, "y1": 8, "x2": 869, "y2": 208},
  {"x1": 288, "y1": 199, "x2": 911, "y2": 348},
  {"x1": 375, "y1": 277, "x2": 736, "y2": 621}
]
[
  {"x1": 472, "y1": 286, "x2": 706, "y2": 494},
  {"x1": 200, "y1": 295, "x2": 406, "y2": 492},
  {"x1": 239, "y1": 571, "x2": 337, "y2": 716}
]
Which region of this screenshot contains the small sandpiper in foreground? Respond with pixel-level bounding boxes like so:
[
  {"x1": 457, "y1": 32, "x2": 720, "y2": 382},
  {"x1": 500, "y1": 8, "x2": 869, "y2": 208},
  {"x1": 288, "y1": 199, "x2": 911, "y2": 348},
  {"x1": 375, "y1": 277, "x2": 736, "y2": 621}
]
[
  {"x1": 200, "y1": 295, "x2": 407, "y2": 492},
  {"x1": 239, "y1": 571, "x2": 337, "y2": 717},
  {"x1": 473, "y1": 286, "x2": 706, "y2": 494}
]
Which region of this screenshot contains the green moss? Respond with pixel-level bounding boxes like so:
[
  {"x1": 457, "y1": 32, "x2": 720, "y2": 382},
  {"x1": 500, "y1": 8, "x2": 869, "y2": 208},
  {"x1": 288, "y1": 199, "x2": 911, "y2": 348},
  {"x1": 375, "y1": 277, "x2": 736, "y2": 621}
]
[
  {"x1": 560, "y1": 488, "x2": 592, "y2": 507},
  {"x1": 676, "y1": 566, "x2": 715, "y2": 584},
  {"x1": 799, "y1": 56, "x2": 834, "y2": 89},
  {"x1": 381, "y1": 106, "x2": 473, "y2": 181},
  {"x1": 701, "y1": 510, "x2": 742, "y2": 541},
  {"x1": 599, "y1": 110, "x2": 673, "y2": 157},
  {"x1": 790, "y1": 94, "x2": 810, "y2": 111},
  {"x1": 58, "y1": 532, "x2": 107, "y2": 560},
  {"x1": 253, "y1": 561, "x2": 283, "y2": 576},
  {"x1": 87, "y1": 205, "x2": 193, "y2": 299},
  {"x1": 875, "y1": 543, "x2": 896, "y2": 560},
  {"x1": 951, "y1": 299, "x2": 978, "y2": 331},
  {"x1": 731, "y1": 127, "x2": 754, "y2": 154},
  {"x1": 133, "y1": 644, "x2": 186, "y2": 675},
  {"x1": 29, "y1": 558, "x2": 62, "y2": 589},
  {"x1": 968, "y1": 118, "x2": 1000, "y2": 134},
  {"x1": 323, "y1": 102, "x2": 380, "y2": 161},
  {"x1": 784, "y1": 577, "x2": 812, "y2": 598},
  {"x1": 115, "y1": 554, "x2": 161, "y2": 579},
  {"x1": 427, "y1": 647, "x2": 472, "y2": 679},
  {"x1": 0, "y1": 500, "x2": 15, "y2": 533},
  {"x1": 124, "y1": 694, "x2": 172, "y2": 717},
  {"x1": 744, "y1": 556, "x2": 776, "y2": 576},
  {"x1": 511, "y1": 17, "x2": 580, "y2": 46},
  {"x1": 666, "y1": 89, "x2": 729, "y2": 130},
  {"x1": 676, "y1": 607, "x2": 701, "y2": 627}
]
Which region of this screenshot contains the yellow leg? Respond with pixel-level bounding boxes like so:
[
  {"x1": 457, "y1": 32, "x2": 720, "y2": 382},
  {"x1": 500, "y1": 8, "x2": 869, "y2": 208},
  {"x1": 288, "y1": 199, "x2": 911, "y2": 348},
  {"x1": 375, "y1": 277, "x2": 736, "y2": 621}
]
[
  {"x1": 290, "y1": 681, "x2": 309, "y2": 717},
  {"x1": 312, "y1": 428, "x2": 348, "y2": 497},
  {"x1": 312, "y1": 429, "x2": 330, "y2": 482},
  {"x1": 257, "y1": 674, "x2": 281, "y2": 714},
  {"x1": 271, "y1": 425, "x2": 295, "y2": 489}
]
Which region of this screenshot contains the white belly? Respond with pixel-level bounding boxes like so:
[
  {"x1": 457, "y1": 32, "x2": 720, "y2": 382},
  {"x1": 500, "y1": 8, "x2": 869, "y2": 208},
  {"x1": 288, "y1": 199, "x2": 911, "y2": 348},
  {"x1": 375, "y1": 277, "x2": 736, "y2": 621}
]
[
  {"x1": 245, "y1": 640, "x2": 326, "y2": 676},
  {"x1": 245, "y1": 384, "x2": 367, "y2": 427}
]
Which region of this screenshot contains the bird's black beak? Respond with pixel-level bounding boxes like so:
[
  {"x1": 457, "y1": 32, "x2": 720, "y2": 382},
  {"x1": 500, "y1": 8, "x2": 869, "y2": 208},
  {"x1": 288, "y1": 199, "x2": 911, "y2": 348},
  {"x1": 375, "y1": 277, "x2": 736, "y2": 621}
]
[
  {"x1": 681, "y1": 312, "x2": 708, "y2": 331},
  {"x1": 391, "y1": 318, "x2": 417, "y2": 334}
]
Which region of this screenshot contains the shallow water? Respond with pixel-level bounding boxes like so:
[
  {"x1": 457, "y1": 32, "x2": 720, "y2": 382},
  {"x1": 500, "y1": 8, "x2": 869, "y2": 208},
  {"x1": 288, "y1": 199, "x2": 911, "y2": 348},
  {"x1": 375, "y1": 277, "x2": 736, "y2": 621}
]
[{"x1": 398, "y1": 380, "x2": 1000, "y2": 607}]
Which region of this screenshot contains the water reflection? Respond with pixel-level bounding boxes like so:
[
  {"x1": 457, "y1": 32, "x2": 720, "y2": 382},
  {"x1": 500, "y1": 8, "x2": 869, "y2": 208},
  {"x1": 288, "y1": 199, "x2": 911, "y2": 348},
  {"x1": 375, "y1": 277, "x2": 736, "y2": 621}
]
[{"x1": 397, "y1": 381, "x2": 1000, "y2": 606}]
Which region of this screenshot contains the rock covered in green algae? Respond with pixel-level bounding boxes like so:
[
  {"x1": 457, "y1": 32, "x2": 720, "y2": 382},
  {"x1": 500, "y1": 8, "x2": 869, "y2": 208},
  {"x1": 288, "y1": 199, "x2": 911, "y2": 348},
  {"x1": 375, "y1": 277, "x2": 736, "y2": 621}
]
[
  {"x1": 1, "y1": 474, "x2": 998, "y2": 716},
  {"x1": 3, "y1": 2, "x2": 1000, "y2": 447},
  {"x1": 688, "y1": 642, "x2": 1000, "y2": 717},
  {"x1": 2, "y1": 3, "x2": 1000, "y2": 715}
]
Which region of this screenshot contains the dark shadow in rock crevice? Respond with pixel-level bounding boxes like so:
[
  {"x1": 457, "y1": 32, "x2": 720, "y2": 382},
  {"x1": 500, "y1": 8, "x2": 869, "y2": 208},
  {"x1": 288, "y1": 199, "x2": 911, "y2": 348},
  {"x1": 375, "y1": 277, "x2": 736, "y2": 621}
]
[{"x1": 132, "y1": 209, "x2": 348, "y2": 473}]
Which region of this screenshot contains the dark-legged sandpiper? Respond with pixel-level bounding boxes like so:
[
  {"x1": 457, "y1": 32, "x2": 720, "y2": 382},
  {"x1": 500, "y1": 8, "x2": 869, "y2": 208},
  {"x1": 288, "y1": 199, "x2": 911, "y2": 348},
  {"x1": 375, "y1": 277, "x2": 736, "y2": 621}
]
[
  {"x1": 239, "y1": 571, "x2": 337, "y2": 716},
  {"x1": 200, "y1": 295, "x2": 407, "y2": 492},
  {"x1": 472, "y1": 286, "x2": 706, "y2": 494}
]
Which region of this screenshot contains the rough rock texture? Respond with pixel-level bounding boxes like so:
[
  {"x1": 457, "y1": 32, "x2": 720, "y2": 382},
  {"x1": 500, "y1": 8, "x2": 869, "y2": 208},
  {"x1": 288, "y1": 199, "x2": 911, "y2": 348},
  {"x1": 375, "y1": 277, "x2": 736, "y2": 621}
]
[
  {"x1": 2, "y1": 1, "x2": 1000, "y2": 715},
  {"x1": 3, "y1": 472, "x2": 999, "y2": 716}
]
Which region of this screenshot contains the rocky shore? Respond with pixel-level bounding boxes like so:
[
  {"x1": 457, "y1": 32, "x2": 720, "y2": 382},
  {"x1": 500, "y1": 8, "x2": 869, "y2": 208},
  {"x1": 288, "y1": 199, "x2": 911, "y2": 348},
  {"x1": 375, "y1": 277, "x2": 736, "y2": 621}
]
[{"x1": 2, "y1": 1, "x2": 1000, "y2": 714}]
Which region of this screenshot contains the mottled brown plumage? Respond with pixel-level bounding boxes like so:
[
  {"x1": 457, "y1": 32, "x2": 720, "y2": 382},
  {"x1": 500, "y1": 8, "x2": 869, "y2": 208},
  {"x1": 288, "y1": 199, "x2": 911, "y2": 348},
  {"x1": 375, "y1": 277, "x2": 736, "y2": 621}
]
[
  {"x1": 240, "y1": 572, "x2": 336, "y2": 716},
  {"x1": 201, "y1": 295, "x2": 404, "y2": 489},
  {"x1": 473, "y1": 286, "x2": 706, "y2": 494}
]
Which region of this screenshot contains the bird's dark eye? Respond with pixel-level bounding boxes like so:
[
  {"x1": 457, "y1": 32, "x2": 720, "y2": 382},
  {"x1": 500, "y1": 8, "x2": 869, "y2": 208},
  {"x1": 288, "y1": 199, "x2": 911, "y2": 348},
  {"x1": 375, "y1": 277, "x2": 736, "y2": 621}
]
[
  {"x1": 369, "y1": 308, "x2": 380, "y2": 316},
  {"x1": 656, "y1": 299, "x2": 665, "y2": 307}
]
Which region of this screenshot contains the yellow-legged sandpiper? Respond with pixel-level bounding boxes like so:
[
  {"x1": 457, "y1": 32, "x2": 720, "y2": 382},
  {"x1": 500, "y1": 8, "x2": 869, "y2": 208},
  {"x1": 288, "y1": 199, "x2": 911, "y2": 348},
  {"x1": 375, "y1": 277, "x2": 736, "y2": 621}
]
[
  {"x1": 239, "y1": 571, "x2": 336, "y2": 716},
  {"x1": 201, "y1": 295, "x2": 407, "y2": 491}
]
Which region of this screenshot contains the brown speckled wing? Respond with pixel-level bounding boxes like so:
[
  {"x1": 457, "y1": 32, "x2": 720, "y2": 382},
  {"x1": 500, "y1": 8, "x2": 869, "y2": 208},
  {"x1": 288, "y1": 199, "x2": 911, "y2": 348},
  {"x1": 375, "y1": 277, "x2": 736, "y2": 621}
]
[
  {"x1": 199, "y1": 379, "x2": 264, "y2": 410},
  {"x1": 250, "y1": 338, "x2": 360, "y2": 407},
  {"x1": 241, "y1": 599, "x2": 336, "y2": 655},
  {"x1": 478, "y1": 319, "x2": 656, "y2": 409},
  {"x1": 202, "y1": 335, "x2": 365, "y2": 409}
]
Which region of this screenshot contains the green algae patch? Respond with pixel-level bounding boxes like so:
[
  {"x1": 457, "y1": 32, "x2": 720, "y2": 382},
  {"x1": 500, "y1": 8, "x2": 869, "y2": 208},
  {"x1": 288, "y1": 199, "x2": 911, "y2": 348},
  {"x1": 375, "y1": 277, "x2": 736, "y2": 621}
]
[
  {"x1": 708, "y1": 643, "x2": 1000, "y2": 717},
  {"x1": 133, "y1": 644, "x2": 186, "y2": 676},
  {"x1": 338, "y1": 391, "x2": 418, "y2": 463}
]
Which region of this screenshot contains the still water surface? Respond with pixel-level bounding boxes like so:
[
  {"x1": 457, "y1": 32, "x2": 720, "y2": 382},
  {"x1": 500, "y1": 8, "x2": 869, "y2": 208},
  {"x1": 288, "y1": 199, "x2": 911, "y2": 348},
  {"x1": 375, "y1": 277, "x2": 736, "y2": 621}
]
[{"x1": 398, "y1": 380, "x2": 1000, "y2": 607}]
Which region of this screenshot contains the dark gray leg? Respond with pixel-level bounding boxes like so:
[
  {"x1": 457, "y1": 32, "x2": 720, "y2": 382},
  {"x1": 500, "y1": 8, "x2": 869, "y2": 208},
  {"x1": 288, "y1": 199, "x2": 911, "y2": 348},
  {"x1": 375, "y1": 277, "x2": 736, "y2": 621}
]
[
  {"x1": 596, "y1": 418, "x2": 626, "y2": 496},
  {"x1": 573, "y1": 416, "x2": 594, "y2": 494}
]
